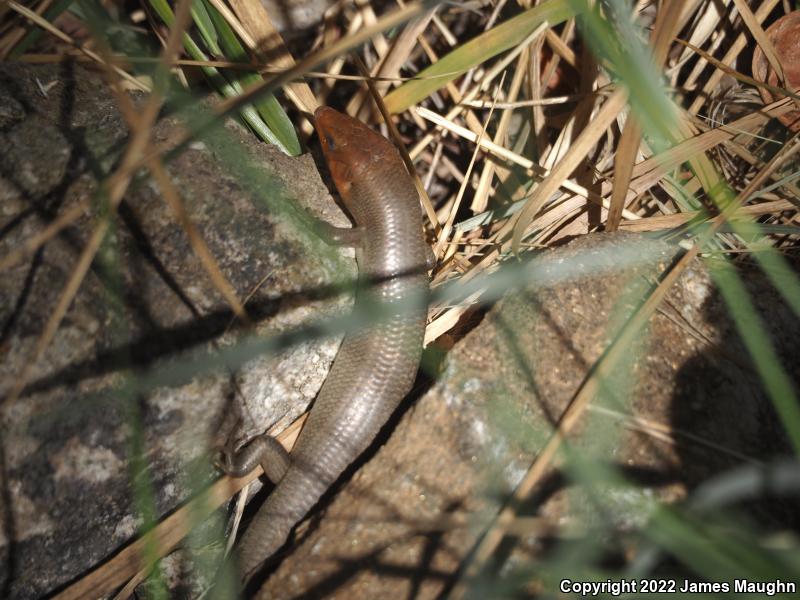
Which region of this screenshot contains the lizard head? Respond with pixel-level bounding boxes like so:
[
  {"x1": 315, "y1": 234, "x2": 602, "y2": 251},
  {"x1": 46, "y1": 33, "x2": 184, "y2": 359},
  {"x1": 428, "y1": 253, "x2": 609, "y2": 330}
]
[{"x1": 315, "y1": 106, "x2": 392, "y2": 205}]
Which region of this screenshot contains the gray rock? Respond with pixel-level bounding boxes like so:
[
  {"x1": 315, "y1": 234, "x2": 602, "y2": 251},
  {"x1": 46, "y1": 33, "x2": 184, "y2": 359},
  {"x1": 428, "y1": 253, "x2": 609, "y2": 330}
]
[
  {"x1": 0, "y1": 62, "x2": 352, "y2": 598},
  {"x1": 254, "y1": 232, "x2": 798, "y2": 599},
  {"x1": 260, "y1": 0, "x2": 335, "y2": 32}
]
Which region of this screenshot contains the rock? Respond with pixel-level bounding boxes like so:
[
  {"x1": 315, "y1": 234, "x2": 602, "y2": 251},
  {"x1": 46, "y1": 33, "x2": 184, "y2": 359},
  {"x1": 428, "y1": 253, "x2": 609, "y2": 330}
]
[
  {"x1": 260, "y1": 0, "x2": 335, "y2": 32},
  {"x1": 254, "y1": 232, "x2": 798, "y2": 598},
  {"x1": 0, "y1": 62, "x2": 352, "y2": 598}
]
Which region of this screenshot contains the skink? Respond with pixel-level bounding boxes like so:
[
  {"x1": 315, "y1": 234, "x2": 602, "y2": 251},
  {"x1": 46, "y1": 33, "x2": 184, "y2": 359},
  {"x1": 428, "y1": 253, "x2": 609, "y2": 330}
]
[{"x1": 231, "y1": 106, "x2": 430, "y2": 583}]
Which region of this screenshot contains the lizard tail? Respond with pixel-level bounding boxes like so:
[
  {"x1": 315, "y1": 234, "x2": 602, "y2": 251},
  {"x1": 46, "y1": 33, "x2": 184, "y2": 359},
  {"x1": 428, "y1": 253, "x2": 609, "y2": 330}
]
[{"x1": 237, "y1": 460, "x2": 332, "y2": 581}]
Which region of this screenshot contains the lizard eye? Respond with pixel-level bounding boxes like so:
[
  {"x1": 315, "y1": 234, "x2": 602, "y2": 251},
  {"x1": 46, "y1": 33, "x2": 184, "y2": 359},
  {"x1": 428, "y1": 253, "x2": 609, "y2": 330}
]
[{"x1": 324, "y1": 133, "x2": 336, "y2": 150}]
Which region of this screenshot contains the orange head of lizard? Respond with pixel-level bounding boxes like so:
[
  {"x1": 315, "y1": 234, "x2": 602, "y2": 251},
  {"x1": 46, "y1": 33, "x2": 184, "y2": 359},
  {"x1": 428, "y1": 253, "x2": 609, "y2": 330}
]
[{"x1": 315, "y1": 106, "x2": 390, "y2": 207}]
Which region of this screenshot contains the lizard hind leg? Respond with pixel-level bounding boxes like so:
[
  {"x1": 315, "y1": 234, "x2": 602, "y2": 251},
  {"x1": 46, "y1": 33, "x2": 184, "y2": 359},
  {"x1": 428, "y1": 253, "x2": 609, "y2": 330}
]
[{"x1": 223, "y1": 434, "x2": 291, "y2": 483}]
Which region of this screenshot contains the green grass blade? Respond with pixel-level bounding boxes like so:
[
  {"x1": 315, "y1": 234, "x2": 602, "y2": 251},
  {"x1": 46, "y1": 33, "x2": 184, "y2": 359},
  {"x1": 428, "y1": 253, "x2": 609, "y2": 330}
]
[
  {"x1": 571, "y1": 0, "x2": 800, "y2": 452},
  {"x1": 201, "y1": 0, "x2": 300, "y2": 155},
  {"x1": 708, "y1": 258, "x2": 800, "y2": 453},
  {"x1": 190, "y1": 0, "x2": 221, "y2": 55},
  {"x1": 147, "y1": 0, "x2": 299, "y2": 154},
  {"x1": 384, "y1": 0, "x2": 578, "y2": 114}
]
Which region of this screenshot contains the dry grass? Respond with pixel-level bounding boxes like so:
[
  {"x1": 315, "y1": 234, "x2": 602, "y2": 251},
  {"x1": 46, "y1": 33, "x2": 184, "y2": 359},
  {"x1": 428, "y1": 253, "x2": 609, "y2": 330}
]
[{"x1": 2, "y1": 0, "x2": 799, "y2": 597}]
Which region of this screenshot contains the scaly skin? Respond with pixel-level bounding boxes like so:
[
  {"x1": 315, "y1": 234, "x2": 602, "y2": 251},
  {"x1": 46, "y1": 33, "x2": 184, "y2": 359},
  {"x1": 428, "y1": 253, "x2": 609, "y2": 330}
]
[{"x1": 235, "y1": 107, "x2": 430, "y2": 582}]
